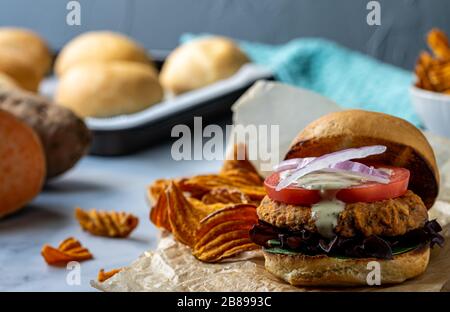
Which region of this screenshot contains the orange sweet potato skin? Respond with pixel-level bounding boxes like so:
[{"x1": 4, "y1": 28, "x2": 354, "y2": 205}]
[
  {"x1": 0, "y1": 89, "x2": 91, "y2": 179},
  {"x1": 0, "y1": 109, "x2": 46, "y2": 218}
]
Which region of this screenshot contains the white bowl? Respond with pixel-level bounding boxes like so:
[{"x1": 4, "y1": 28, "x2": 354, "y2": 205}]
[{"x1": 410, "y1": 86, "x2": 450, "y2": 138}]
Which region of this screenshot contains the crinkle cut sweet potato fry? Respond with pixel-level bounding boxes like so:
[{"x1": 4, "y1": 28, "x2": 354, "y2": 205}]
[
  {"x1": 195, "y1": 205, "x2": 259, "y2": 239},
  {"x1": 194, "y1": 237, "x2": 258, "y2": 262},
  {"x1": 150, "y1": 183, "x2": 261, "y2": 261},
  {"x1": 148, "y1": 144, "x2": 264, "y2": 261},
  {"x1": 179, "y1": 144, "x2": 265, "y2": 201},
  {"x1": 193, "y1": 205, "x2": 259, "y2": 262},
  {"x1": 194, "y1": 219, "x2": 257, "y2": 249},
  {"x1": 150, "y1": 184, "x2": 235, "y2": 231},
  {"x1": 148, "y1": 178, "x2": 182, "y2": 202},
  {"x1": 41, "y1": 237, "x2": 93, "y2": 266},
  {"x1": 165, "y1": 183, "x2": 236, "y2": 247},
  {"x1": 179, "y1": 175, "x2": 265, "y2": 201},
  {"x1": 201, "y1": 187, "x2": 251, "y2": 205},
  {"x1": 148, "y1": 144, "x2": 264, "y2": 231},
  {"x1": 165, "y1": 182, "x2": 206, "y2": 247},
  {"x1": 75, "y1": 207, "x2": 139, "y2": 238},
  {"x1": 221, "y1": 143, "x2": 261, "y2": 175},
  {"x1": 98, "y1": 268, "x2": 122, "y2": 282},
  {"x1": 149, "y1": 186, "x2": 172, "y2": 231}
]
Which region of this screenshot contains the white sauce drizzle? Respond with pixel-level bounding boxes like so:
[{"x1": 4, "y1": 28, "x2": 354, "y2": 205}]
[{"x1": 311, "y1": 190, "x2": 344, "y2": 238}]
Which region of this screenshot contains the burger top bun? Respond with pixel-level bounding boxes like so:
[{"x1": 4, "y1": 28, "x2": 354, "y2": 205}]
[
  {"x1": 286, "y1": 110, "x2": 439, "y2": 209},
  {"x1": 55, "y1": 31, "x2": 154, "y2": 76},
  {"x1": 160, "y1": 36, "x2": 249, "y2": 94},
  {"x1": 0, "y1": 27, "x2": 52, "y2": 76}
]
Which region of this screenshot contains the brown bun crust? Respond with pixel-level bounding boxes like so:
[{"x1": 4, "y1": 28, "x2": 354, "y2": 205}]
[
  {"x1": 55, "y1": 31, "x2": 154, "y2": 76},
  {"x1": 55, "y1": 61, "x2": 163, "y2": 118},
  {"x1": 160, "y1": 36, "x2": 249, "y2": 94},
  {"x1": 0, "y1": 48, "x2": 42, "y2": 92},
  {"x1": 0, "y1": 27, "x2": 52, "y2": 76},
  {"x1": 286, "y1": 110, "x2": 439, "y2": 209},
  {"x1": 263, "y1": 246, "x2": 430, "y2": 286},
  {"x1": 0, "y1": 72, "x2": 19, "y2": 90}
]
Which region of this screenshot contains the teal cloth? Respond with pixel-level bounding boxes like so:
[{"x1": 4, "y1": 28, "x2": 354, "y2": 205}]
[{"x1": 181, "y1": 34, "x2": 419, "y2": 126}]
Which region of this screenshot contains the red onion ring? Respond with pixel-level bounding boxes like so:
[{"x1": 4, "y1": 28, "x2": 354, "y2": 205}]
[{"x1": 276, "y1": 145, "x2": 389, "y2": 191}]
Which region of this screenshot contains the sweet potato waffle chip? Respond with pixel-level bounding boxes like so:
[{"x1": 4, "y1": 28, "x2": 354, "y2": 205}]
[
  {"x1": 148, "y1": 145, "x2": 264, "y2": 262},
  {"x1": 415, "y1": 29, "x2": 450, "y2": 93},
  {"x1": 75, "y1": 207, "x2": 139, "y2": 238},
  {"x1": 41, "y1": 237, "x2": 93, "y2": 266},
  {"x1": 193, "y1": 205, "x2": 259, "y2": 262},
  {"x1": 201, "y1": 187, "x2": 251, "y2": 205},
  {"x1": 98, "y1": 268, "x2": 122, "y2": 282}
]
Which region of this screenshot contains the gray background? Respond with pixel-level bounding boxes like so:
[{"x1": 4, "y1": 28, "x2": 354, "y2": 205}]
[{"x1": 0, "y1": 0, "x2": 449, "y2": 69}]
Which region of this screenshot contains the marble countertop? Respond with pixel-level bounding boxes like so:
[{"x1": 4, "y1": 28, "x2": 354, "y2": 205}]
[{"x1": 0, "y1": 141, "x2": 222, "y2": 291}]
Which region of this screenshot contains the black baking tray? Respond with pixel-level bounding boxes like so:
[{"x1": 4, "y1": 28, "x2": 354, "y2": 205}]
[
  {"x1": 89, "y1": 84, "x2": 259, "y2": 156},
  {"x1": 41, "y1": 56, "x2": 273, "y2": 156}
]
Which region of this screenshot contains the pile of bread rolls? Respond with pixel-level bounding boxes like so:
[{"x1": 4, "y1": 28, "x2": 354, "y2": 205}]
[
  {"x1": 54, "y1": 31, "x2": 163, "y2": 118},
  {"x1": 54, "y1": 32, "x2": 249, "y2": 118},
  {"x1": 0, "y1": 28, "x2": 249, "y2": 219}
]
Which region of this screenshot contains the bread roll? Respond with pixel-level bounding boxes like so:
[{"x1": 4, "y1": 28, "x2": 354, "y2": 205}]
[
  {"x1": 55, "y1": 61, "x2": 163, "y2": 118},
  {"x1": 55, "y1": 31, "x2": 154, "y2": 76},
  {"x1": 0, "y1": 72, "x2": 19, "y2": 90},
  {"x1": 0, "y1": 48, "x2": 42, "y2": 92},
  {"x1": 160, "y1": 36, "x2": 249, "y2": 94},
  {"x1": 0, "y1": 109, "x2": 46, "y2": 218},
  {"x1": 0, "y1": 27, "x2": 52, "y2": 76}
]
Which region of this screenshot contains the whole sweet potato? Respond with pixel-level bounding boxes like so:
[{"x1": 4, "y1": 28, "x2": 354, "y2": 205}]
[
  {"x1": 0, "y1": 89, "x2": 91, "y2": 179},
  {"x1": 0, "y1": 109, "x2": 46, "y2": 218}
]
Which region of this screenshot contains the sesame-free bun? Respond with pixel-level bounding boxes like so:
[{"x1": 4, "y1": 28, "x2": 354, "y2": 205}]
[
  {"x1": 160, "y1": 36, "x2": 249, "y2": 94},
  {"x1": 0, "y1": 27, "x2": 52, "y2": 76},
  {"x1": 0, "y1": 48, "x2": 42, "y2": 92},
  {"x1": 263, "y1": 246, "x2": 430, "y2": 286},
  {"x1": 286, "y1": 110, "x2": 439, "y2": 209},
  {"x1": 55, "y1": 31, "x2": 154, "y2": 76},
  {"x1": 55, "y1": 61, "x2": 163, "y2": 118},
  {"x1": 0, "y1": 72, "x2": 19, "y2": 90}
]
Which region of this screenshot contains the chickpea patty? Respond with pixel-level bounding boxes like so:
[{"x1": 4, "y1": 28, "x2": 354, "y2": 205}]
[{"x1": 257, "y1": 190, "x2": 428, "y2": 237}]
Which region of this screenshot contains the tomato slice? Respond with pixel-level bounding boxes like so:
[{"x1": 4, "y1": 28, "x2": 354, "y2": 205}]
[
  {"x1": 264, "y1": 166, "x2": 410, "y2": 205},
  {"x1": 264, "y1": 171, "x2": 321, "y2": 205}
]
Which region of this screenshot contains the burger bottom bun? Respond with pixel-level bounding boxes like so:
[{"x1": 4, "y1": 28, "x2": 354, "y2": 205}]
[{"x1": 263, "y1": 246, "x2": 430, "y2": 286}]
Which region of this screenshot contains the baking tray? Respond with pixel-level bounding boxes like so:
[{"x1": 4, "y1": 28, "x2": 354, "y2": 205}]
[{"x1": 40, "y1": 59, "x2": 273, "y2": 156}]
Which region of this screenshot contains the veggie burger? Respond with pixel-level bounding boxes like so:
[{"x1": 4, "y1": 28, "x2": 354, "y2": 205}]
[{"x1": 250, "y1": 110, "x2": 444, "y2": 286}]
